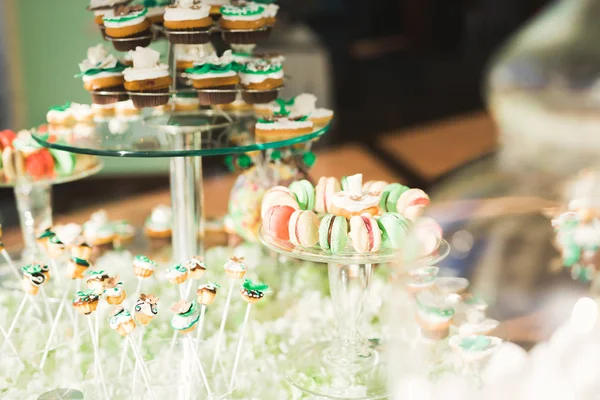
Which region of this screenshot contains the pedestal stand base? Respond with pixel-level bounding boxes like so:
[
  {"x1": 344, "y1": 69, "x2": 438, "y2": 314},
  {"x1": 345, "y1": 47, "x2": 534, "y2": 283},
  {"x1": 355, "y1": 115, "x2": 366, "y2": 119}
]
[{"x1": 284, "y1": 341, "x2": 388, "y2": 400}]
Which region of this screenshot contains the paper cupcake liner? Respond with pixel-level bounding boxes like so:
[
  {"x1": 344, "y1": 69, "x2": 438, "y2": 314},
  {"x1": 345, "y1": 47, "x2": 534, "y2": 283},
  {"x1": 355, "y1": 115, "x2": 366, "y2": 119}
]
[
  {"x1": 109, "y1": 30, "x2": 153, "y2": 52},
  {"x1": 221, "y1": 30, "x2": 260, "y2": 45},
  {"x1": 91, "y1": 87, "x2": 129, "y2": 105},
  {"x1": 421, "y1": 325, "x2": 450, "y2": 340},
  {"x1": 99, "y1": 25, "x2": 108, "y2": 41},
  {"x1": 167, "y1": 28, "x2": 211, "y2": 45},
  {"x1": 197, "y1": 85, "x2": 237, "y2": 105},
  {"x1": 130, "y1": 88, "x2": 171, "y2": 108},
  {"x1": 256, "y1": 27, "x2": 272, "y2": 40},
  {"x1": 241, "y1": 89, "x2": 279, "y2": 104}
]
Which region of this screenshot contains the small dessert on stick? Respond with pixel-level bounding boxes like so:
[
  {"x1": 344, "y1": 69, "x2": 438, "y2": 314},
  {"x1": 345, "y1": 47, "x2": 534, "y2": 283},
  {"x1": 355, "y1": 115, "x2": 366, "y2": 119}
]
[
  {"x1": 134, "y1": 293, "x2": 159, "y2": 326},
  {"x1": 195, "y1": 281, "x2": 220, "y2": 349},
  {"x1": 103, "y1": 276, "x2": 127, "y2": 305}
]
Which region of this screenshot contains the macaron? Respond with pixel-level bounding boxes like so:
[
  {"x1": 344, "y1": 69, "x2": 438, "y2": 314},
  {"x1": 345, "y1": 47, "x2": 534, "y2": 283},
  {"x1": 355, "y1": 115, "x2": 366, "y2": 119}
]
[
  {"x1": 25, "y1": 149, "x2": 55, "y2": 179},
  {"x1": 50, "y1": 148, "x2": 76, "y2": 176},
  {"x1": 377, "y1": 212, "x2": 411, "y2": 248},
  {"x1": 396, "y1": 188, "x2": 430, "y2": 220},
  {"x1": 264, "y1": 205, "x2": 296, "y2": 241},
  {"x1": 2, "y1": 147, "x2": 25, "y2": 181},
  {"x1": 318, "y1": 214, "x2": 348, "y2": 253},
  {"x1": 379, "y1": 183, "x2": 410, "y2": 212},
  {"x1": 0, "y1": 130, "x2": 16, "y2": 150},
  {"x1": 315, "y1": 176, "x2": 341, "y2": 213},
  {"x1": 289, "y1": 180, "x2": 316, "y2": 211},
  {"x1": 288, "y1": 210, "x2": 319, "y2": 247},
  {"x1": 413, "y1": 217, "x2": 442, "y2": 254},
  {"x1": 349, "y1": 213, "x2": 382, "y2": 253},
  {"x1": 363, "y1": 180, "x2": 388, "y2": 196},
  {"x1": 261, "y1": 186, "x2": 299, "y2": 219}
]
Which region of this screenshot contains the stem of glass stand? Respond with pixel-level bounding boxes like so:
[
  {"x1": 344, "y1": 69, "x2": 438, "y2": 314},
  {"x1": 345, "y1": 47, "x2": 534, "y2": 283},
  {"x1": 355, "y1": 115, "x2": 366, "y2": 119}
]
[
  {"x1": 324, "y1": 263, "x2": 373, "y2": 369},
  {"x1": 14, "y1": 183, "x2": 52, "y2": 262}
]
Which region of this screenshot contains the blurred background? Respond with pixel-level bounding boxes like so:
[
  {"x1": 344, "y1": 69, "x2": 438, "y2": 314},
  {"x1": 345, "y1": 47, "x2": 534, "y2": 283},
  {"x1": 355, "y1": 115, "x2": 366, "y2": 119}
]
[{"x1": 0, "y1": 0, "x2": 549, "y2": 227}]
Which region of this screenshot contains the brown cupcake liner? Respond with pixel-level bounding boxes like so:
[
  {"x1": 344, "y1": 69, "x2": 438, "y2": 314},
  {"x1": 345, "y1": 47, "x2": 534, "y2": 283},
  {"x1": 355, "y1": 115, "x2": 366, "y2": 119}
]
[
  {"x1": 91, "y1": 86, "x2": 129, "y2": 105},
  {"x1": 130, "y1": 88, "x2": 171, "y2": 108},
  {"x1": 241, "y1": 89, "x2": 278, "y2": 104},
  {"x1": 256, "y1": 27, "x2": 272, "y2": 40},
  {"x1": 197, "y1": 85, "x2": 237, "y2": 105},
  {"x1": 99, "y1": 25, "x2": 108, "y2": 40},
  {"x1": 109, "y1": 30, "x2": 153, "y2": 52},
  {"x1": 221, "y1": 30, "x2": 260, "y2": 45},
  {"x1": 167, "y1": 28, "x2": 211, "y2": 45}
]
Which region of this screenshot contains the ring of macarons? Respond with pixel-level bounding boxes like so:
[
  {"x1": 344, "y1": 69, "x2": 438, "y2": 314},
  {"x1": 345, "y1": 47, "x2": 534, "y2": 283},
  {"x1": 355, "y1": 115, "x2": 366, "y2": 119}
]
[{"x1": 261, "y1": 174, "x2": 439, "y2": 254}]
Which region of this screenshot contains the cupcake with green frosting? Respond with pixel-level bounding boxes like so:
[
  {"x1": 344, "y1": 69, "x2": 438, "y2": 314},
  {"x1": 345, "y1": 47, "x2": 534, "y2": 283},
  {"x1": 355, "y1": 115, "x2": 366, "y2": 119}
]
[
  {"x1": 415, "y1": 290, "x2": 455, "y2": 340},
  {"x1": 170, "y1": 299, "x2": 200, "y2": 333},
  {"x1": 77, "y1": 45, "x2": 127, "y2": 104},
  {"x1": 239, "y1": 57, "x2": 284, "y2": 104},
  {"x1": 219, "y1": 1, "x2": 267, "y2": 44},
  {"x1": 185, "y1": 50, "x2": 241, "y2": 105}
]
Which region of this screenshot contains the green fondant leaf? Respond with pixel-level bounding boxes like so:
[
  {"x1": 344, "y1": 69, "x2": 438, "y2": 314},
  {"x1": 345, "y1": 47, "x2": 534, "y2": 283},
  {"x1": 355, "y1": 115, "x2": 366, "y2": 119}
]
[
  {"x1": 75, "y1": 62, "x2": 126, "y2": 78},
  {"x1": 303, "y1": 151, "x2": 316, "y2": 168},
  {"x1": 49, "y1": 102, "x2": 71, "y2": 112},
  {"x1": 242, "y1": 278, "x2": 269, "y2": 292},
  {"x1": 185, "y1": 62, "x2": 241, "y2": 75}
]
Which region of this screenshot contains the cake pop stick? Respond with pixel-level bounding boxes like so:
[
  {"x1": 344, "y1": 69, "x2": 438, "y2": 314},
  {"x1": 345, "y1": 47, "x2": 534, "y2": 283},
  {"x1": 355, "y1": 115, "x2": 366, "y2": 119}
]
[
  {"x1": 131, "y1": 294, "x2": 158, "y2": 395},
  {"x1": 20, "y1": 263, "x2": 48, "y2": 318},
  {"x1": 132, "y1": 255, "x2": 157, "y2": 297},
  {"x1": 212, "y1": 257, "x2": 246, "y2": 372},
  {"x1": 39, "y1": 286, "x2": 55, "y2": 325},
  {"x1": 166, "y1": 264, "x2": 189, "y2": 299},
  {"x1": 0, "y1": 322, "x2": 20, "y2": 360},
  {"x1": 184, "y1": 257, "x2": 207, "y2": 299},
  {"x1": 0, "y1": 241, "x2": 20, "y2": 280},
  {"x1": 39, "y1": 280, "x2": 72, "y2": 369},
  {"x1": 0, "y1": 295, "x2": 28, "y2": 354},
  {"x1": 229, "y1": 279, "x2": 269, "y2": 392},
  {"x1": 87, "y1": 317, "x2": 109, "y2": 400},
  {"x1": 186, "y1": 335, "x2": 214, "y2": 399},
  {"x1": 109, "y1": 307, "x2": 156, "y2": 399},
  {"x1": 195, "y1": 282, "x2": 219, "y2": 350}
]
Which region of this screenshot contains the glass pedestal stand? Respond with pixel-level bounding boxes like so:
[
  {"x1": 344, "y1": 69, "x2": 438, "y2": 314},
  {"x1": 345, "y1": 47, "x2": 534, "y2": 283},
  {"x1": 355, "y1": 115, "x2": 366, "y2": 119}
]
[
  {"x1": 260, "y1": 228, "x2": 450, "y2": 399},
  {"x1": 33, "y1": 113, "x2": 330, "y2": 263},
  {"x1": 1, "y1": 162, "x2": 103, "y2": 263}
]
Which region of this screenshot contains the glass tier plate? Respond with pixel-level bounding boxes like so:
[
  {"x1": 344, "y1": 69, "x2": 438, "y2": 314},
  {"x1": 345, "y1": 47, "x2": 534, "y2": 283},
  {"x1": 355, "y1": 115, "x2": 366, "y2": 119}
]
[
  {"x1": 259, "y1": 226, "x2": 451, "y2": 265},
  {"x1": 31, "y1": 110, "x2": 330, "y2": 158},
  {"x1": 0, "y1": 158, "x2": 103, "y2": 188}
]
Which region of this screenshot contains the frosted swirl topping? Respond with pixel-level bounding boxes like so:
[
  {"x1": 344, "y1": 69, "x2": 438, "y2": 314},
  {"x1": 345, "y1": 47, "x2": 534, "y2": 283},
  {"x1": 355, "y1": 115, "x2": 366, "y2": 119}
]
[
  {"x1": 124, "y1": 47, "x2": 169, "y2": 82},
  {"x1": 166, "y1": 264, "x2": 188, "y2": 278},
  {"x1": 109, "y1": 307, "x2": 133, "y2": 329},
  {"x1": 134, "y1": 254, "x2": 156, "y2": 270},
  {"x1": 164, "y1": 1, "x2": 210, "y2": 21},
  {"x1": 240, "y1": 59, "x2": 282, "y2": 75},
  {"x1": 78, "y1": 45, "x2": 123, "y2": 77},
  {"x1": 224, "y1": 256, "x2": 246, "y2": 272}
]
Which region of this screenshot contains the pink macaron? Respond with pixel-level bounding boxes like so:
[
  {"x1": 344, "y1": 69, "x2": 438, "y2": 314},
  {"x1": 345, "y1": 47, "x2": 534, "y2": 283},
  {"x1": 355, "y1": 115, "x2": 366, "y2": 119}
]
[
  {"x1": 363, "y1": 180, "x2": 388, "y2": 196},
  {"x1": 261, "y1": 186, "x2": 300, "y2": 219},
  {"x1": 396, "y1": 188, "x2": 430, "y2": 220},
  {"x1": 315, "y1": 177, "x2": 341, "y2": 213},
  {"x1": 349, "y1": 213, "x2": 382, "y2": 253},
  {"x1": 264, "y1": 205, "x2": 296, "y2": 241},
  {"x1": 288, "y1": 210, "x2": 319, "y2": 247},
  {"x1": 413, "y1": 217, "x2": 442, "y2": 254}
]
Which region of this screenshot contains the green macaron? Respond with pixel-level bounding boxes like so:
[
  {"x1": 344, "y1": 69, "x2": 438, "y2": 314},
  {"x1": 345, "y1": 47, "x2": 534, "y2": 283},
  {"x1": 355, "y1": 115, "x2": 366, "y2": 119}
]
[
  {"x1": 50, "y1": 148, "x2": 76, "y2": 176},
  {"x1": 377, "y1": 212, "x2": 411, "y2": 248},
  {"x1": 379, "y1": 183, "x2": 410, "y2": 212},
  {"x1": 318, "y1": 214, "x2": 348, "y2": 253},
  {"x1": 341, "y1": 176, "x2": 350, "y2": 192},
  {"x1": 289, "y1": 180, "x2": 316, "y2": 211}
]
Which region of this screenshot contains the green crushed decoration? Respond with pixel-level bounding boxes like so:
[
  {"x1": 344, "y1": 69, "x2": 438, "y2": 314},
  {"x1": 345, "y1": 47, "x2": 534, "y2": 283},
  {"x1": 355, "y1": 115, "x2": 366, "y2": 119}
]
[
  {"x1": 208, "y1": 281, "x2": 221, "y2": 288},
  {"x1": 221, "y1": 4, "x2": 264, "y2": 17},
  {"x1": 185, "y1": 62, "x2": 241, "y2": 75},
  {"x1": 74, "y1": 289, "x2": 98, "y2": 302},
  {"x1": 135, "y1": 254, "x2": 155, "y2": 265},
  {"x1": 170, "y1": 264, "x2": 188, "y2": 273},
  {"x1": 87, "y1": 269, "x2": 106, "y2": 276},
  {"x1": 242, "y1": 278, "x2": 269, "y2": 292},
  {"x1": 49, "y1": 102, "x2": 71, "y2": 112},
  {"x1": 75, "y1": 62, "x2": 126, "y2": 78},
  {"x1": 459, "y1": 335, "x2": 492, "y2": 351},
  {"x1": 237, "y1": 154, "x2": 252, "y2": 169},
  {"x1": 303, "y1": 151, "x2": 316, "y2": 168},
  {"x1": 240, "y1": 63, "x2": 282, "y2": 75},
  {"x1": 273, "y1": 102, "x2": 290, "y2": 117},
  {"x1": 22, "y1": 264, "x2": 43, "y2": 274}
]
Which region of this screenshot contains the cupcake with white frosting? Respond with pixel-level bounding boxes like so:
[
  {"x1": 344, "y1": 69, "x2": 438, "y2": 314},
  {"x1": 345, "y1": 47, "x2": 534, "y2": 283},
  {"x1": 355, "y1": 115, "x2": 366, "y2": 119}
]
[
  {"x1": 223, "y1": 256, "x2": 246, "y2": 279},
  {"x1": 83, "y1": 209, "x2": 116, "y2": 246},
  {"x1": 219, "y1": 1, "x2": 267, "y2": 44},
  {"x1": 133, "y1": 254, "x2": 157, "y2": 278},
  {"x1": 166, "y1": 264, "x2": 189, "y2": 284},
  {"x1": 185, "y1": 50, "x2": 240, "y2": 105},
  {"x1": 77, "y1": 45, "x2": 128, "y2": 104},
  {"x1": 144, "y1": 204, "x2": 172, "y2": 246},
  {"x1": 330, "y1": 174, "x2": 380, "y2": 219},
  {"x1": 124, "y1": 47, "x2": 172, "y2": 108},
  {"x1": 87, "y1": 0, "x2": 133, "y2": 36},
  {"x1": 164, "y1": 0, "x2": 212, "y2": 44},
  {"x1": 70, "y1": 103, "x2": 94, "y2": 124},
  {"x1": 197, "y1": 281, "x2": 219, "y2": 305},
  {"x1": 103, "y1": 5, "x2": 152, "y2": 51},
  {"x1": 104, "y1": 276, "x2": 127, "y2": 304},
  {"x1": 186, "y1": 256, "x2": 207, "y2": 279},
  {"x1": 170, "y1": 300, "x2": 200, "y2": 333},
  {"x1": 134, "y1": 293, "x2": 159, "y2": 325},
  {"x1": 239, "y1": 57, "x2": 284, "y2": 103},
  {"x1": 138, "y1": 0, "x2": 171, "y2": 24},
  {"x1": 109, "y1": 306, "x2": 136, "y2": 336}
]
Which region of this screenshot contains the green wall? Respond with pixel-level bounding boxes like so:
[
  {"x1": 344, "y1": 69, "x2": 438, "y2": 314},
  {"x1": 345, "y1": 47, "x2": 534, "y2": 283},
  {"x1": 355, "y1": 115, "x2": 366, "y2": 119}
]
[{"x1": 14, "y1": 0, "x2": 169, "y2": 174}]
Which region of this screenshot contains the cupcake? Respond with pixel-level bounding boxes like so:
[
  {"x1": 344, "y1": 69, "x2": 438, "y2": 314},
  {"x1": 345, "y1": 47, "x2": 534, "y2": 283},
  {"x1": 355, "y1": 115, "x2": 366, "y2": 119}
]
[
  {"x1": 124, "y1": 47, "x2": 172, "y2": 108},
  {"x1": 72, "y1": 289, "x2": 100, "y2": 315},
  {"x1": 219, "y1": 1, "x2": 267, "y2": 44},
  {"x1": 197, "y1": 281, "x2": 219, "y2": 305},
  {"x1": 88, "y1": 0, "x2": 133, "y2": 38},
  {"x1": 36, "y1": 228, "x2": 56, "y2": 252},
  {"x1": 239, "y1": 57, "x2": 283, "y2": 104},
  {"x1": 109, "y1": 306, "x2": 137, "y2": 336},
  {"x1": 140, "y1": 0, "x2": 171, "y2": 25},
  {"x1": 255, "y1": 115, "x2": 314, "y2": 142},
  {"x1": 21, "y1": 264, "x2": 48, "y2": 295},
  {"x1": 185, "y1": 50, "x2": 240, "y2": 105},
  {"x1": 77, "y1": 45, "x2": 127, "y2": 104},
  {"x1": 415, "y1": 290, "x2": 455, "y2": 340},
  {"x1": 134, "y1": 293, "x2": 159, "y2": 325},
  {"x1": 164, "y1": 0, "x2": 212, "y2": 44},
  {"x1": 330, "y1": 174, "x2": 380, "y2": 219},
  {"x1": 70, "y1": 103, "x2": 95, "y2": 124},
  {"x1": 170, "y1": 300, "x2": 200, "y2": 333},
  {"x1": 113, "y1": 220, "x2": 136, "y2": 248},
  {"x1": 67, "y1": 257, "x2": 92, "y2": 279},
  {"x1": 144, "y1": 204, "x2": 172, "y2": 244},
  {"x1": 166, "y1": 264, "x2": 189, "y2": 285},
  {"x1": 240, "y1": 278, "x2": 268, "y2": 303},
  {"x1": 186, "y1": 256, "x2": 207, "y2": 279},
  {"x1": 86, "y1": 269, "x2": 111, "y2": 293},
  {"x1": 83, "y1": 210, "x2": 116, "y2": 248},
  {"x1": 46, "y1": 102, "x2": 75, "y2": 128},
  {"x1": 223, "y1": 256, "x2": 246, "y2": 279},
  {"x1": 103, "y1": 5, "x2": 152, "y2": 52},
  {"x1": 173, "y1": 92, "x2": 201, "y2": 111},
  {"x1": 104, "y1": 276, "x2": 127, "y2": 304},
  {"x1": 47, "y1": 235, "x2": 66, "y2": 258},
  {"x1": 71, "y1": 237, "x2": 93, "y2": 260},
  {"x1": 133, "y1": 254, "x2": 157, "y2": 278}
]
